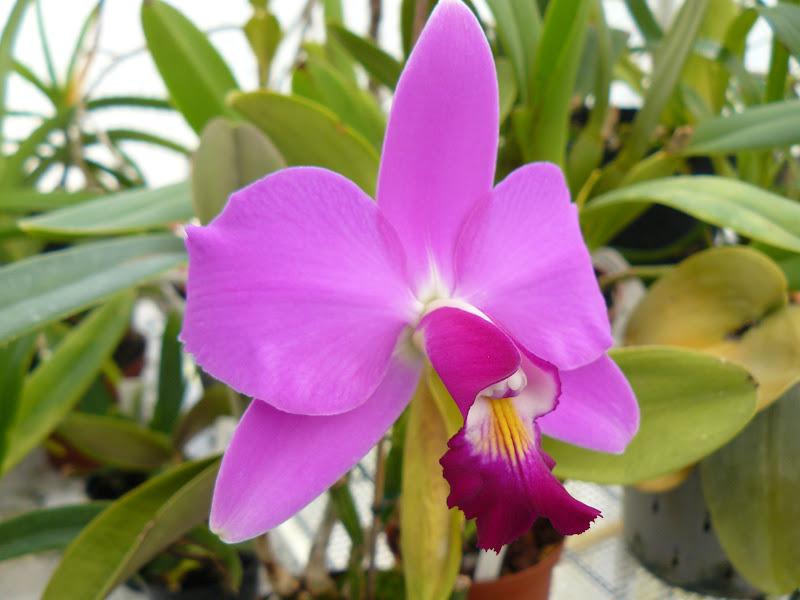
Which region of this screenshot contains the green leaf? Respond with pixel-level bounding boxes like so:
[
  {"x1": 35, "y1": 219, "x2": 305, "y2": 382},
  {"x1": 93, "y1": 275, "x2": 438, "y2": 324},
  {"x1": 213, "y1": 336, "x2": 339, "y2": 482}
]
[
  {"x1": 0, "y1": 332, "x2": 38, "y2": 468},
  {"x1": 328, "y1": 23, "x2": 402, "y2": 90},
  {"x1": 292, "y1": 54, "x2": 386, "y2": 150},
  {"x1": 581, "y1": 176, "x2": 800, "y2": 251},
  {"x1": 141, "y1": 0, "x2": 238, "y2": 134},
  {"x1": 151, "y1": 311, "x2": 185, "y2": 434},
  {"x1": 230, "y1": 90, "x2": 380, "y2": 196},
  {"x1": 2, "y1": 293, "x2": 135, "y2": 475},
  {"x1": 401, "y1": 368, "x2": 463, "y2": 600},
  {"x1": 515, "y1": 0, "x2": 590, "y2": 166},
  {"x1": 244, "y1": 10, "x2": 282, "y2": 87},
  {"x1": 85, "y1": 96, "x2": 173, "y2": 111},
  {"x1": 0, "y1": 189, "x2": 99, "y2": 214},
  {"x1": 757, "y1": 3, "x2": 800, "y2": 61},
  {"x1": 173, "y1": 385, "x2": 232, "y2": 448},
  {"x1": 0, "y1": 503, "x2": 109, "y2": 561},
  {"x1": 594, "y1": 0, "x2": 709, "y2": 193},
  {"x1": 0, "y1": 234, "x2": 186, "y2": 345},
  {"x1": 192, "y1": 117, "x2": 285, "y2": 225},
  {"x1": 625, "y1": 246, "x2": 800, "y2": 410},
  {"x1": 621, "y1": 0, "x2": 663, "y2": 40},
  {"x1": 484, "y1": 0, "x2": 540, "y2": 101},
  {"x1": 329, "y1": 481, "x2": 364, "y2": 547},
  {"x1": 18, "y1": 182, "x2": 192, "y2": 238},
  {"x1": 42, "y1": 457, "x2": 220, "y2": 600},
  {"x1": 0, "y1": 0, "x2": 35, "y2": 159},
  {"x1": 686, "y1": 100, "x2": 800, "y2": 154},
  {"x1": 496, "y1": 57, "x2": 517, "y2": 125},
  {"x1": 543, "y1": 346, "x2": 758, "y2": 484},
  {"x1": 55, "y1": 413, "x2": 174, "y2": 471},
  {"x1": 700, "y1": 384, "x2": 800, "y2": 594}
]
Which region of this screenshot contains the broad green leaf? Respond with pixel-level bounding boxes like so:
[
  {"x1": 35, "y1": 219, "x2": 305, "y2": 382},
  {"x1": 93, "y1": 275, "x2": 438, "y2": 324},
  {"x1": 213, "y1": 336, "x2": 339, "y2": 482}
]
[
  {"x1": 42, "y1": 457, "x2": 220, "y2": 600},
  {"x1": 701, "y1": 384, "x2": 800, "y2": 594},
  {"x1": 327, "y1": 23, "x2": 402, "y2": 90},
  {"x1": 244, "y1": 10, "x2": 282, "y2": 87},
  {"x1": 292, "y1": 54, "x2": 386, "y2": 150},
  {"x1": 192, "y1": 117, "x2": 284, "y2": 225},
  {"x1": 758, "y1": 3, "x2": 800, "y2": 61},
  {"x1": 55, "y1": 413, "x2": 173, "y2": 471},
  {"x1": 0, "y1": 189, "x2": 98, "y2": 214},
  {"x1": 18, "y1": 182, "x2": 192, "y2": 238},
  {"x1": 515, "y1": 0, "x2": 589, "y2": 166},
  {"x1": 0, "y1": 234, "x2": 186, "y2": 345},
  {"x1": 581, "y1": 176, "x2": 800, "y2": 251},
  {"x1": 593, "y1": 0, "x2": 708, "y2": 193},
  {"x1": 151, "y1": 311, "x2": 185, "y2": 434},
  {"x1": 686, "y1": 100, "x2": 800, "y2": 154},
  {"x1": 141, "y1": 0, "x2": 238, "y2": 134},
  {"x1": 0, "y1": 503, "x2": 108, "y2": 561},
  {"x1": 485, "y1": 0, "x2": 541, "y2": 101},
  {"x1": 401, "y1": 369, "x2": 463, "y2": 600},
  {"x1": 2, "y1": 293, "x2": 134, "y2": 475},
  {"x1": 626, "y1": 246, "x2": 800, "y2": 409},
  {"x1": 543, "y1": 346, "x2": 758, "y2": 484},
  {"x1": 625, "y1": 247, "x2": 787, "y2": 348},
  {"x1": 230, "y1": 90, "x2": 379, "y2": 196}
]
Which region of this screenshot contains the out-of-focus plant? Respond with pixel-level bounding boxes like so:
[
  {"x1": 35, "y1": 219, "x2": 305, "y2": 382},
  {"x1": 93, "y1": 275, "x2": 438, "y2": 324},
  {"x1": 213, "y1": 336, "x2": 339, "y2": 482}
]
[{"x1": 1, "y1": 0, "x2": 799, "y2": 599}]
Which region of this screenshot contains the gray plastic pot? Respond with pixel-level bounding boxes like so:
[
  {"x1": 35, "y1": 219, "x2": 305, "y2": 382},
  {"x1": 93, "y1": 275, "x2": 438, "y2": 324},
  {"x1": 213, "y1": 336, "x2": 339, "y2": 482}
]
[{"x1": 623, "y1": 469, "x2": 762, "y2": 599}]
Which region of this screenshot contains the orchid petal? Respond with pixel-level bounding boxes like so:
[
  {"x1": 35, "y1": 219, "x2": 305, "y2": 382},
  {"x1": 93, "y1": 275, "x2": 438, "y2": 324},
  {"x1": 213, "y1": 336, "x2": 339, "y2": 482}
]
[
  {"x1": 419, "y1": 306, "x2": 519, "y2": 418},
  {"x1": 441, "y1": 409, "x2": 600, "y2": 552},
  {"x1": 454, "y1": 162, "x2": 613, "y2": 370},
  {"x1": 210, "y1": 356, "x2": 421, "y2": 543},
  {"x1": 538, "y1": 354, "x2": 639, "y2": 453},
  {"x1": 377, "y1": 0, "x2": 498, "y2": 294},
  {"x1": 181, "y1": 167, "x2": 415, "y2": 415}
]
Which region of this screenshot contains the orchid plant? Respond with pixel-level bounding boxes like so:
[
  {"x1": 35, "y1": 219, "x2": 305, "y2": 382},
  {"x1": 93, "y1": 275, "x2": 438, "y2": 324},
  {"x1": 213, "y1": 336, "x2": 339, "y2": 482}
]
[
  {"x1": 180, "y1": 0, "x2": 638, "y2": 554},
  {"x1": 2, "y1": 0, "x2": 800, "y2": 599}
]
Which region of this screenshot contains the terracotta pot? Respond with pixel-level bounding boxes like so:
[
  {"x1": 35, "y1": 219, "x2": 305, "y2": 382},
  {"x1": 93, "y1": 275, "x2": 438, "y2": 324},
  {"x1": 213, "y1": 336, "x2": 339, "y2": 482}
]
[
  {"x1": 623, "y1": 470, "x2": 762, "y2": 598},
  {"x1": 467, "y1": 540, "x2": 563, "y2": 600}
]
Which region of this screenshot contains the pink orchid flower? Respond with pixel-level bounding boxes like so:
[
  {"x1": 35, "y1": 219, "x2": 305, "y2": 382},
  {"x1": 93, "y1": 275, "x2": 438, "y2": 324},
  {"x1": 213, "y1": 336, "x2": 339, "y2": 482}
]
[{"x1": 181, "y1": 0, "x2": 639, "y2": 552}]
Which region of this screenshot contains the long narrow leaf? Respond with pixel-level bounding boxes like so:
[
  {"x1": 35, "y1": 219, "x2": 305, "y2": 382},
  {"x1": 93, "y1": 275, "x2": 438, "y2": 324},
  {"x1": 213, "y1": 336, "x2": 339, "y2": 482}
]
[
  {"x1": 0, "y1": 503, "x2": 109, "y2": 561},
  {"x1": 686, "y1": 100, "x2": 800, "y2": 154},
  {"x1": 581, "y1": 176, "x2": 800, "y2": 250},
  {"x1": 42, "y1": 457, "x2": 220, "y2": 600},
  {"x1": 19, "y1": 182, "x2": 192, "y2": 238},
  {"x1": 327, "y1": 23, "x2": 402, "y2": 90},
  {"x1": 2, "y1": 293, "x2": 135, "y2": 475},
  {"x1": 141, "y1": 0, "x2": 238, "y2": 134},
  {"x1": 594, "y1": 0, "x2": 709, "y2": 192},
  {"x1": 0, "y1": 234, "x2": 186, "y2": 344},
  {"x1": 56, "y1": 413, "x2": 174, "y2": 471}
]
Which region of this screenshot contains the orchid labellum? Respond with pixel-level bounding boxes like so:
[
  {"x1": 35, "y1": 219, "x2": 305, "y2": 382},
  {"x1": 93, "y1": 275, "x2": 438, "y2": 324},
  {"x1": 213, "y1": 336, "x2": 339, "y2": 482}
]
[{"x1": 181, "y1": 0, "x2": 639, "y2": 552}]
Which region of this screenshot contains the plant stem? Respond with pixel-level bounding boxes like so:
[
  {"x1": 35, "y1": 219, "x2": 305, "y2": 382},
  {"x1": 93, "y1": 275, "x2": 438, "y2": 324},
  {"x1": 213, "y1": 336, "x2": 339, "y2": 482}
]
[
  {"x1": 305, "y1": 498, "x2": 338, "y2": 596},
  {"x1": 598, "y1": 264, "x2": 673, "y2": 290},
  {"x1": 253, "y1": 532, "x2": 300, "y2": 597},
  {"x1": 365, "y1": 436, "x2": 388, "y2": 600}
]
